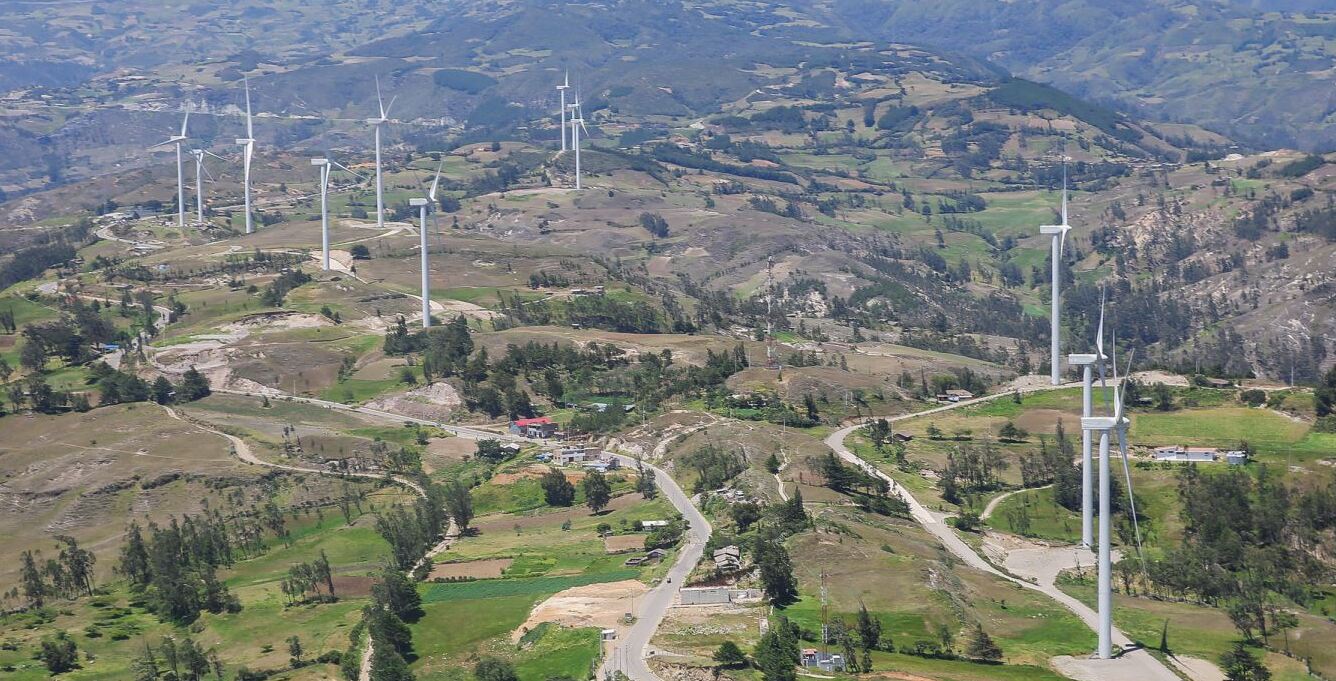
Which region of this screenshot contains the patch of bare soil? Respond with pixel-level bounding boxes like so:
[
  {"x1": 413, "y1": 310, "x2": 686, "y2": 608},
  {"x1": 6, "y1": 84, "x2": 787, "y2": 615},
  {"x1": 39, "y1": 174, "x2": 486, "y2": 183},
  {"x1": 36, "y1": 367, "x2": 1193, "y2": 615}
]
[
  {"x1": 490, "y1": 463, "x2": 561, "y2": 485},
  {"x1": 603, "y1": 534, "x2": 646, "y2": 554},
  {"x1": 512, "y1": 579, "x2": 647, "y2": 642},
  {"x1": 428, "y1": 558, "x2": 513, "y2": 580},
  {"x1": 223, "y1": 311, "x2": 332, "y2": 334},
  {"x1": 331, "y1": 575, "x2": 375, "y2": 597},
  {"x1": 1015, "y1": 409, "x2": 1071, "y2": 432},
  {"x1": 364, "y1": 382, "x2": 463, "y2": 421},
  {"x1": 1131, "y1": 370, "x2": 1188, "y2": 387}
]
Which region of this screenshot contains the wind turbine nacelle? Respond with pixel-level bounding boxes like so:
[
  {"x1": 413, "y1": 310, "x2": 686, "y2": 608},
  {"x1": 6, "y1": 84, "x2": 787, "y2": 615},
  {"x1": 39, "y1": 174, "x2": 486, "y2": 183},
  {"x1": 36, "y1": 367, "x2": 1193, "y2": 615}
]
[
  {"x1": 311, "y1": 158, "x2": 329, "y2": 166},
  {"x1": 235, "y1": 138, "x2": 252, "y2": 145},
  {"x1": 1068, "y1": 353, "x2": 1099, "y2": 366},
  {"x1": 1039, "y1": 225, "x2": 1068, "y2": 235},
  {"x1": 1081, "y1": 416, "x2": 1118, "y2": 431},
  {"x1": 409, "y1": 198, "x2": 429, "y2": 207},
  {"x1": 367, "y1": 117, "x2": 384, "y2": 125}
]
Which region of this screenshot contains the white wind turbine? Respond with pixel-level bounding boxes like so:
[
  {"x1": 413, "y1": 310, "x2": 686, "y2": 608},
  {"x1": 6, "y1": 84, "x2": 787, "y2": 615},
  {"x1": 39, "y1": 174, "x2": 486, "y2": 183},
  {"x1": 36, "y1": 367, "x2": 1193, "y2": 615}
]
[
  {"x1": 1081, "y1": 333, "x2": 1145, "y2": 660},
  {"x1": 368, "y1": 76, "x2": 396, "y2": 230},
  {"x1": 234, "y1": 78, "x2": 257, "y2": 234},
  {"x1": 189, "y1": 147, "x2": 226, "y2": 225},
  {"x1": 569, "y1": 95, "x2": 588, "y2": 190},
  {"x1": 150, "y1": 108, "x2": 191, "y2": 228},
  {"x1": 311, "y1": 156, "x2": 364, "y2": 271},
  {"x1": 556, "y1": 70, "x2": 570, "y2": 152},
  {"x1": 1039, "y1": 160, "x2": 1072, "y2": 385},
  {"x1": 408, "y1": 160, "x2": 444, "y2": 328},
  {"x1": 1067, "y1": 289, "x2": 1108, "y2": 549}
]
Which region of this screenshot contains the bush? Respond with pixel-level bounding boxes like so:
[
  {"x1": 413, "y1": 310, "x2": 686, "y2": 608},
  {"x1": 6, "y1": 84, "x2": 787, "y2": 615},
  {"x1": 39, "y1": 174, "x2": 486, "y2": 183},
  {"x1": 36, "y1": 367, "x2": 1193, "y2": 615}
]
[{"x1": 1239, "y1": 389, "x2": 1266, "y2": 407}]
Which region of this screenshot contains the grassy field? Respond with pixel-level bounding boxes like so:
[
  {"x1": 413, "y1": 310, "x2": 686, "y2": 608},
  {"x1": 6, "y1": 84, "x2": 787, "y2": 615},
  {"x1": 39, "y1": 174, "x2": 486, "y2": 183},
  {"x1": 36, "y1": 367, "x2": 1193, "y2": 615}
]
[
  {"x1": 1059, "y1": 577, "x2": 1336, "y2": 681},
  {"x1": 1130, "y1": 407, "x2": 1323, "y2": 460}
]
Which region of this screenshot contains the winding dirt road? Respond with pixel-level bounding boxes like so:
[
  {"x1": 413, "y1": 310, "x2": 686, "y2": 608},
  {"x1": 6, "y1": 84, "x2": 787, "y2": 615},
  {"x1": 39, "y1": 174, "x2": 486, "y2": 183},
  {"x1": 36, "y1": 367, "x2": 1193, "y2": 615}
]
[{"x1": 827, "y1": 385, "x2": 1222, "y2": 681}]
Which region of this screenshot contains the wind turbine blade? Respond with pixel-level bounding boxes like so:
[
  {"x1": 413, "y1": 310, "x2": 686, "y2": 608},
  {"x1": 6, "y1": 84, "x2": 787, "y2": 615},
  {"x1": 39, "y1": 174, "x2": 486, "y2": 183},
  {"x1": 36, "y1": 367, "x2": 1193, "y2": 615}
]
[
  {"x1": 149, "y1": 139, "x2": 175, "y2": 150},
  {"x1": 1061, "y1": 160, "x2": 1069, "y2": 226},
  {"x1": 180, "y1": 108, "x2": 191, "y2": 137},
  {"x1": 1115, "y1": 426, "x2": 1148, "y2": 573},
  {"x1": 330, "y1": 160, "x2": 364, "y2": 181},
  {"x1": 384, "y1": 95, "x2": 397, "y2": 119},
  {"x1": 201, "y1": 163, "x2": 216, "y2": 182},
  {"x1": 244, "y1": 77, "x2": 253, "y2": 138},
  {"x1": 1097, "y1": 289, "x2": 1109, "y2": 411},
  {"x1": 429, "y1": 159, "x2": 444, "y2": 201},
  {"x1": 204, "y1": 150, "x2": 228, "y2": 161},
  {"x1": 1114, "y1": 348, "x2": 1134, "y2": 421},
  {"x1": 376, "y1": 75, "x2": 385, "y2": 119}
]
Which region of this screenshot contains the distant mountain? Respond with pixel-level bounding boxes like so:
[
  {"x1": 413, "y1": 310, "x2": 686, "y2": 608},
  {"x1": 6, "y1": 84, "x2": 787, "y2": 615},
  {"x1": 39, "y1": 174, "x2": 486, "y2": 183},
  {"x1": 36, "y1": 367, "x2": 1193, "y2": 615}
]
[{"x1": 776, "y1": 0, "x2": 1336, "y2": 151}]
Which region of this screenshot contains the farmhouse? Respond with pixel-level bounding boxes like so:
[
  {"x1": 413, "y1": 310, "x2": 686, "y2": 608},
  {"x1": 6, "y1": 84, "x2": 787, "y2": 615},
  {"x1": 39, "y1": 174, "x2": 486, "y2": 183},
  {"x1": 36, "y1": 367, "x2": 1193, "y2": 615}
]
[
  {"x1": 1153, "y1": 445, "x2": 1219, "y2": 462},
  {"x1": 801, "y1": 649, "x2": 846, "y2": 672},
  {"x1": 936, "y1": 389, "x2": 975, "y2": 403},
  {"x1": 510, "y1": 416, "x2": 558, "y2": 439},
  {"x1": 713, "y1": 545, "x2": 742, "y2": 572},
  {"x1": 581, "y1": 454, "x2": 621, "y2": 473}
]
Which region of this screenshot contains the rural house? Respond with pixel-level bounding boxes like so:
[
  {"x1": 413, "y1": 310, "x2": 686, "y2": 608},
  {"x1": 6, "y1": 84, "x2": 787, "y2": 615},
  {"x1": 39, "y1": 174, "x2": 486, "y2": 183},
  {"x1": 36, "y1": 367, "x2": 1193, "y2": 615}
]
[{"x1": 510, "y1": 416, "x2": 558, "y2": 439}]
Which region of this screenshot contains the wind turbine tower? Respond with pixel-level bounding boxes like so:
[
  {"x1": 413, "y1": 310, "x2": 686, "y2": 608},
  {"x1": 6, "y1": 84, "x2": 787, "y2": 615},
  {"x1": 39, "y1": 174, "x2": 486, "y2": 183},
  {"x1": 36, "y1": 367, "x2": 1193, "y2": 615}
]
[
  {"x1": 410, "y1": 161, "x2": 445, "y2": 328},
  {"x1": 765, "y1": 256, "x2": 780, "y2": 370},
  {"x1": 369, "y1": 76, "x2": 396, "y2": 230},
  {"x1": 190, "y1": 148, "x2": 224, "y2": 225},
  {"x1": 234, "y1": 79, "x2": 256, "y2": 234},
  {"x1": 1039, "y1": 161, "x2": 1072, "y2": 385},
  {"x1": 569, "y1": 96, "x2": 588, "y2": 190},
  {"x1": 556, "y1": 71, "x2": 570, "y2": 152},
  {"x1": 151, "y1": 109, "x2": 191, "y2": 228},
  {"x1": 1081, "y1": 336, "x2": 1143, "y2": 660},
  {"x1": 1066, "y1": 290, "x2": 1107, "y2": 549},
  {"x1": 311, "y1": 157, "x2": 363, "y2": 271}
]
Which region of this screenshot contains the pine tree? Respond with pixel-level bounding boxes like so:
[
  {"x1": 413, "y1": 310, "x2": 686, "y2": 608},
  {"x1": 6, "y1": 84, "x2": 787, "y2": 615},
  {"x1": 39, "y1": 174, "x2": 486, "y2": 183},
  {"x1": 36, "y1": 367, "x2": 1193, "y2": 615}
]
[
  {"x1": 178, "y1": 366, "x2": 211, "y2": 401},
  {"x1": 20, "y1": 550, "x2": 46, "y2": 608},
  {"x1": 583, "y1": 470, "x2": 612, "y2": 513},
  {"x1": 965, "y1": 623, "x2": 1003, "y2": 662}
]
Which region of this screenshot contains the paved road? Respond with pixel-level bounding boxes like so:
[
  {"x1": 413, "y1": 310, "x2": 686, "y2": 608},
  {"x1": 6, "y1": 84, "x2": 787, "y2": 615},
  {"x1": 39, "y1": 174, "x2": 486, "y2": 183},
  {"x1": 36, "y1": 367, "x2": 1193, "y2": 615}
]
[{"x1": 598, "y1": 454, "x2": 711, "y2": 681}]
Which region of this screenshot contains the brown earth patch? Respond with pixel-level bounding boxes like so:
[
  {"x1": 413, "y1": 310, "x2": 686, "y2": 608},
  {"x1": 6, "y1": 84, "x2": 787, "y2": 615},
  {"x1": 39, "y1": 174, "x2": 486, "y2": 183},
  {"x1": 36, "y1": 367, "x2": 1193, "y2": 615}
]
[
  {"x1": 603, "y1": 534, "x2": 647, "y2": 554},
  {"x1": 330, "y1": 575, "x2": 375, "y2": 598},
  {"x1": 490, "y1": 463, "x2": 562, "y2": 485},
  {"x1": 512, "y1": 579, "x2": 648, "y2": 642},
  {"x1": 1014, "y1": 408, "x2": 1072, "y2": 434},
  {"x1": 428, "y1": 558, "x2": 513, "y2": 580}
]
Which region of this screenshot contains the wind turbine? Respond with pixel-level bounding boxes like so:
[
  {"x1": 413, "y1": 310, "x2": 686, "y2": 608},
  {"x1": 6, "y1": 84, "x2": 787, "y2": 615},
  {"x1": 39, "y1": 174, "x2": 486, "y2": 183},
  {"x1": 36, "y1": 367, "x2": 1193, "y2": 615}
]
[
  {"x1": 150, "y1": 108, "x2": 191, "y2": 228},
  {"x1": 1067, "y1": 289, "x2": 1107, "y2": 549},
  {"x1": 368, "y1": 76, "x2": 396, "y2": 230},
  {"x1": 1039, "y1": 161, "x2": 1072, "y2": 385},
  {"x1": 190, "y1": 148, "x2": 225, "y2": 225},
  {"x1": 569, "y1": 95, "x2": 588, "y2": 190},
  {"x1": 409, "y1": 160, "x2": 444, "y2": 328},
  {"x1": 234, "y1": 78, "x2": 256, "y2": 234},
  {"x1": 556, "y1": 71, "x2": 570, "y2": 152},
  {"x1": 1081, "y1": 333, "x2": 1142, "y2": 660},
  {"x1": 311, "y1": 156, "x2": 363, "y2": 271}
]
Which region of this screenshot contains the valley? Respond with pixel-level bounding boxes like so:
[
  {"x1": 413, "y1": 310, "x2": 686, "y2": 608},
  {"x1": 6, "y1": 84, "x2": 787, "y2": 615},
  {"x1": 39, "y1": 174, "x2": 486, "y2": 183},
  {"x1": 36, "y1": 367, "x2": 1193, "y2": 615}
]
[{"x1": 1, "y1": 3, "x2": 1334, "y2": 681}]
